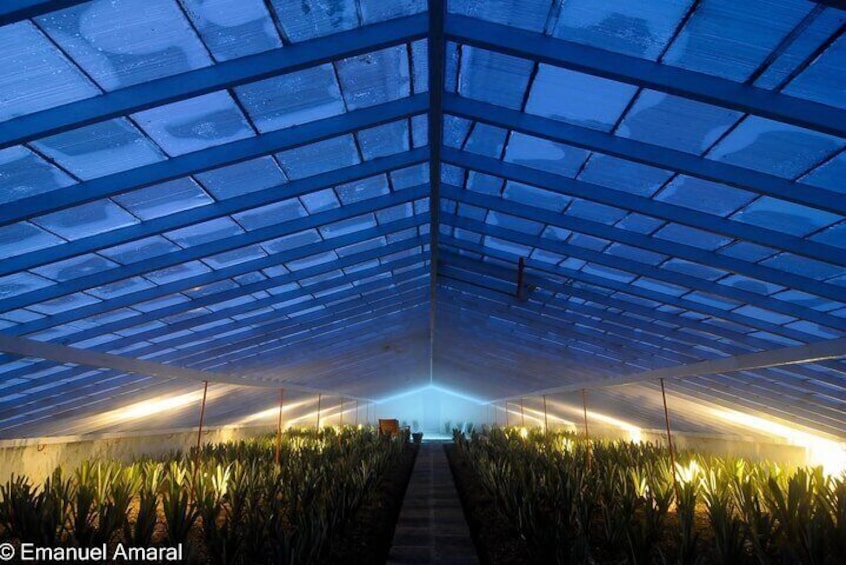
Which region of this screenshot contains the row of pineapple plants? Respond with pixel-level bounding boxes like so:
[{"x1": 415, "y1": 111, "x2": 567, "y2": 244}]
[
  {"x1": 454, "y1": 427, "x2": 846, "y2": 564},
  {"x1": 0, "y1": 426, "x2": 405, "y2": 564}
]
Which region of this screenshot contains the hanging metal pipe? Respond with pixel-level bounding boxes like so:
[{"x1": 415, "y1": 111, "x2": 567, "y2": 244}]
[
  {"x1": 317, "y1": 393, "x2": 322, "y2": 428},
  {"x1": 192, "y1": 379, "x2": 210, "y2": 479},
  {"x1": 275, "y1": 388, "x2": 285, "y2": 466},
  {"x1": 520, "y1": 398, "x2": 525, "y2": 427},
  {"x1": 339, "y1": 397, "x2": 344, "y2": 427},
  {"x1": 660, "y1": 378, "x2": 680, "y2": 501},
  {"x1": 542, "y1": 394, "x2": 548, "y2": 432},
  {"x1": 355, "y1": 399, "x2": 360, "y2": 426},
  {"x1": 505, "y1": 401, "x2": 510, "y2": 427},
  {"x1": 516, "y1": 256, "x2": 526, "y2": 300},
  {"x1": 582, "y1": 388, "x2": 591, "y2": 470}
]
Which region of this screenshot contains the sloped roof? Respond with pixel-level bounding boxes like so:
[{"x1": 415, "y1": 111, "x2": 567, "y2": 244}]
[{"x1": 0, "y1": 0, "x2": 844, "y2": 440}]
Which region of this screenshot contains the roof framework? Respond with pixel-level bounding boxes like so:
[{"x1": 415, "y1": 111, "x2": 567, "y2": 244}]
[{"x1": 0, "y1": 0, "x2": 844, "y2": 440}]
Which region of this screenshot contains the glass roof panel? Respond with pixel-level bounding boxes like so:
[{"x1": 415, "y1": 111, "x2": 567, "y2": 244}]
[
  {"x1": 617, "y1": 90, "x2": 741, "y2": 154},
  {"x1": 551, "y1": 0, "x2": 694, "y2": 60},
  {"x1": 276, "y1": 135, "x2": 360, "y2": 179},
  {"x1": 33, "y1": 200, "x2": 140, "y2": 240},
  {"x1": 132, "y1": 91, "x2": 255, "y2": 156},
  {"x1": 578, "y1": 154, "x2": 672, "y2": 197},
  {"x1": 0, "y1": 147, "x2": 76, "y2": 205},
  {"x1": 29, "y1": 292, "x2": 101, "y2": 315},
  {"x1": 801, "y1": 151, "x2": 846, "y2": 194},
  {"x1": 300, "y1": 189, "x2": 342, "y2": 214},
  {"x1": 100, "y1": 236, "x2": 181, "y2": 264},
  {"x1": 164, "y1": 217, "x2": 244, "y2": 248},
  {"x1": 36, "y1": 0, "x2": 212, "y2": 90},
  {"x1": 195, "y1": 156, "x2": 287, "y2": 200},
  {"x1": 458, "y1": 47, "x2": 534, "y2": 109},
  {"x1": 114, "y1": 178, "x2": 213, "y2": 220},
  {"x1": 449, "y1": 0, "x2": 553, "y2": 32},
  {"x1": 269, "y1": 0, "x2": 358, "y2": 42},
  {"x1": 810, "y1": 222, "x2": 846, "y2": 249},
  {"x1": 654, "y1": 176, "x2": 755, "y2": 216},
  {"x1": 357, "y1": 120, "x2": 411, "y2": 160},
  {"x1": 661, "y1": 0, "x2": 814, "y2": 82},
  {"x1": 180, "y1": 0, "x2": 282, "y2": 61},
  {"x1": 0, "y1": 21, "x2": 99, "y2": 120},
  {"x1": 232, "y1": 199, "x2": 307, "y2": 230},
  {"x1": 336, "y1": 45, "x2": 411, "y2": 110},
  {"x1": 526, "y1": 65, "x2": 638, "y2": 131},
  {"x1": 31, "y1": 119, "x2": 165, "y2": 180},
  {"x1": 336, "y1": 175, "x2": 390, "y2": 204},
  {"x1": 708, "y1": 117, "x2": 845, "y2": 178},
  {"x1": 503, "y1": 133, "x2": 590, "y2": 177},
  {"x1": 730, "y1": 197, "x2": 842, "y2": 237},
  {"x1": 0, "y1": 273, "x2": 54, "y2": 300},
  {"x1": 360, "y1": 0, "x2": 426, "y2": 23},
  {"x1": 32, "y1": 254, "x2": 119, "y2": 282},
  {"x1": 783, "y1": 33, "x2": 846, "y2": 110},
  {"x1": 464, "y1": 124, "x2": 507, "y2": 158},
  {"x1": 654, "y1": 224, "x2": 732, "y2": 250},
  {"x1": 503, "y1": 182, "x2": 570, "y2": 212},
  {"x1": 234, "y1": 64, "x2": 344, "y2": 133},
  {"x1": 0, "y1": 223, "x2": 64, "y2": 260},
  {"x1": 145, "y1": 260, "x2": 212, "y2": 284}
]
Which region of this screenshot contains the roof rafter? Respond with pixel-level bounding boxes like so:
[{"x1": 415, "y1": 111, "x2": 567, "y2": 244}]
[
  {"x1": 445, "y1": 14, "x2": 846, "y2": 137},
  {"x1": 0, "y1": 186, "x2": 429, "y2": 313},
  {"x1": 0, "y1": 94, "x2": 427, "y2": 228},
  {"x1": 444, "y1": 95, "x2": 846, "y2": 216},
  {"x1": 443, "y1": 148, "x2": 844, "y2": 266},
  {"x1": 0, "y1": 149, "x2": 428, "y2": 277},
  {"x1": 441, "y1": 213, "x2": 846, "y2": 332},
  {"x1": 0, "y1": 14, "x2": 428, "y2": 149},
  {"x1": 443, "y1": 183, "x2": 844, "y2": 300}
]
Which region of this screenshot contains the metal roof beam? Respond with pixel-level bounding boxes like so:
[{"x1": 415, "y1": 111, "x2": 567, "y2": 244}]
[
  {"x1": 0, "y1": 149, "x2": 428, "y2": 277},
  {"x1": 443, "y1": 95, "x2": 846, "y2": 216},
  {"x1": 1, "y1": 284, "x2": 427, "y2": 401},
  {"x1": 427, "y1": 0, "x2": 446, "y2": 385},
  {"x1": 11, "y1": 212, "x2": 427, "y2": 337},
  {"x1": 442, "y1": 184, "x2": 844, "y2": 301},
  {"x1": 519, "y1": 337, "x2": 846, "y2": 398},
  {"x1": 0, "y1": 185, "x2": 429, "y2": 313},
  {"x1": 0, "y1": 13, "x2": 428, "y2": 149},
  {"x1": 445, "y1": 15, "x2": 846, "y2": 137},
  {"x1": 0, "y1": 94, "x2": 427, "y2": 228},
  {"x1": 194, "y1": 285, "x2": 429, "y2": 371},
  {"x1": 441, "y1": 235, "x2": 846, "y2": 383},
  {"x1": 440, "y1": 213, "x2": 846, "y2": 332},
  {"x1": 0, "y1": 332, "x2": 372, "y2": 397},
  {"x1": 0, "y1": 0, "x2": 88, "y2": 25},
  {"x1": 443, "y1": 148, "x2": 844, "y2": 266},
  {"x1": 438, "y1": 234, "x2": 819, "y2": 345}
]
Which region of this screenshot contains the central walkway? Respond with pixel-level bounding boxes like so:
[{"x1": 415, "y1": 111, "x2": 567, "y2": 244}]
[{"x1": 387, "y1": 441, "x2": 479, "y2": 564}]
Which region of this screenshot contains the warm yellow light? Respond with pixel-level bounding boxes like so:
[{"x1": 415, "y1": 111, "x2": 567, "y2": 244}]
[
  {"x1": 675, "y1": 459, "x2": 701, "y2": 484},
  {"x1": 234, "y1": 400, "x2": 309, "y2": 425},
  {"x1": 69, "y1": 384, "x2": 238, "y2": 432},
  {"x1": 710, "y1": 407, "x2": 846, "y2": 477},
  {"x1": 519, "y1": 427, "x2": 529, "y2": 439}
]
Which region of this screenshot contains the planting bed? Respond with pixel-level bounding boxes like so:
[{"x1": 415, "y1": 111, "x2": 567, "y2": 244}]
[
  {"x1": 451, "y1": 427, "x2": 846, "y2": 565},
  {"x1": 0, "y1": 427, "x2": 416, "y2": 564}
]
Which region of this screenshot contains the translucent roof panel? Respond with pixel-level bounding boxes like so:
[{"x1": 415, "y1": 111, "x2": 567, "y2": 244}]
[{"x1": 0, "y1": 0, "x2": 845, "y2": 443}]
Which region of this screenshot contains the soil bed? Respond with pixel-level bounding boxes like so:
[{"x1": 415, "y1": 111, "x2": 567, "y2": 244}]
[
  {"x1": 445, "y1": 443, "x2": 531, "y2": 565},
  {"x1": 320, "y1": 441, "x2": 419, "y2": 565}
]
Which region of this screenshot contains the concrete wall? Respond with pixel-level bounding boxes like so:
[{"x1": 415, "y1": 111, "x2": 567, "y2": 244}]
[{"x1": 0, "y1": 424, "x2": 274, "y2": 484}]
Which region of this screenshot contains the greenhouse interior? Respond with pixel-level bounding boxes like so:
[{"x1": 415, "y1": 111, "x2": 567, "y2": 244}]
[{"x1": 0, "y1": 0, "x2": 845, "y2": 563}]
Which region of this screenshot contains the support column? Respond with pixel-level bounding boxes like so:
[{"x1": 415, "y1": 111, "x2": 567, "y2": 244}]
[
  {"x1": 275, "y1": 388, "x2": 285, "y2": 466},
  {"x1": 582, "y1": 388, "x2": 591, "y2": 470},
  {"x1": 660, "y1": 378, "x2": 680, "y2": 500},
  {"x1": 317, "y1": 393, "x2": 322, "y2": 429},
  {"x1": 542, "y1": 394, "x2": 548, "y2": 432}
]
